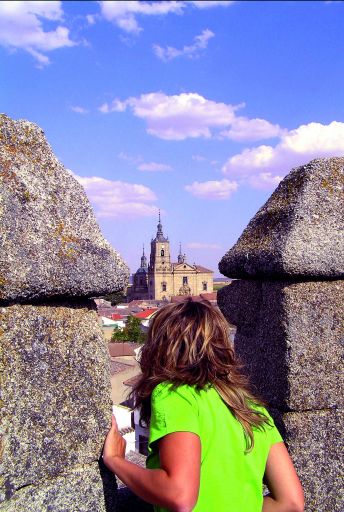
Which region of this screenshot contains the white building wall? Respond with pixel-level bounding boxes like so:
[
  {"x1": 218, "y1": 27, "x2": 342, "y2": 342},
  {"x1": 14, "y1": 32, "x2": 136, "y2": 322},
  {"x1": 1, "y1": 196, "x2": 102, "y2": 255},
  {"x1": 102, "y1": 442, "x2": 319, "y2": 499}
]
[{"x1": 112, "y1": 404, "x2": 135, "y2": 455}]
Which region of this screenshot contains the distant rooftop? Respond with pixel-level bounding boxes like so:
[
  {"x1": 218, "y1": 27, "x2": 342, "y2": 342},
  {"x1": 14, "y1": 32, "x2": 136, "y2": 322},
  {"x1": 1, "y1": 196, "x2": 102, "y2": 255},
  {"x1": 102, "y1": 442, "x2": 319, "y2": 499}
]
[
  {"x1": 170, "y1": 291, "x2": 217, "y2": 303},
  {"x1": 123, "y1": 374, "x2": 141, "y2": 388},
  {"x1": 111, "y1": 313, "x2": 124, "y2": 320},
  {"x1": 133, "y1": 308, "x2": 158, "y2": 319}
]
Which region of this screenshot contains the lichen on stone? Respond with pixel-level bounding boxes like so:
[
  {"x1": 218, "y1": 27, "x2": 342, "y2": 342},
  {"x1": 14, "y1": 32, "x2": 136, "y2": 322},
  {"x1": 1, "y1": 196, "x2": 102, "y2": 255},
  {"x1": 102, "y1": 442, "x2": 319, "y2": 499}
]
[
  {"x1": 219, "y1": 157, "x2": 344, "y2": 279},
  {"x1": 0, "y1": 115, "x2": 129, "y2": 302}
]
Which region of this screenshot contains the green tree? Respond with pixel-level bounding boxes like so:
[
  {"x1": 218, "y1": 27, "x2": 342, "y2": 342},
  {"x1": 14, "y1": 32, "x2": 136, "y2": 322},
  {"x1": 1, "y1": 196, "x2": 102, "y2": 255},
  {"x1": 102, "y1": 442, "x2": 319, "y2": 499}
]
[
  {"x1": 102, "y1": 289, "x2": 127, "y2": 306},
  {"x1": 111, "y1": 315, "x2": 146, "y2": 344},
  {"x1": 111, "y1": 325, "x2": 127, "y2": 342}
]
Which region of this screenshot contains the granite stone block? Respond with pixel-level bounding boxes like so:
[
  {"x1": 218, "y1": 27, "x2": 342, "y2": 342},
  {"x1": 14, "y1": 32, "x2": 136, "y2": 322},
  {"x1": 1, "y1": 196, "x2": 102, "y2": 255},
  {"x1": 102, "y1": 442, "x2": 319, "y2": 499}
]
[
  {"x1": 0, "y1": 115, "x2": 129, "y2": 303},
  {"x1": 219, "y1": 157, "x2": 344, "y2": 279},
  {"x1": 282, "y1": 409, "x2": 344, "y2": 512},
  {"x1": 218, "y1": 279, "x2": 344, "y2": 411},
  {"x1": 0, "y1": 462, "x2": 116, "y2": 512},
  {"x1": 0, "y1": 301, "x2": 113, "y2": 500}
]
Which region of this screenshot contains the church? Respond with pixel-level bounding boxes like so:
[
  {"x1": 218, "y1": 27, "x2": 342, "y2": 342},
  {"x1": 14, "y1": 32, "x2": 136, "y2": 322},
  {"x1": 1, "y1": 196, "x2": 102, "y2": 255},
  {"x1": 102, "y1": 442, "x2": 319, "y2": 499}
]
[{"x1": 128, "y1": 213, "x2": 214, "y2": 301}]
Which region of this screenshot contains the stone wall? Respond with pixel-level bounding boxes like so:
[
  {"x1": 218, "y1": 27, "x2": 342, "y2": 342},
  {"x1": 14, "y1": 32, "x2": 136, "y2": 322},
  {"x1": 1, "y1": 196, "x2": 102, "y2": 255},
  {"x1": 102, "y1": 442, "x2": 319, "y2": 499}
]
[
  {"x1": 218, "y1": 157, "x2": 344, "y2": 512},
  {"x1": 0, "y1": 115, "x2": 129, "y2": 511}
]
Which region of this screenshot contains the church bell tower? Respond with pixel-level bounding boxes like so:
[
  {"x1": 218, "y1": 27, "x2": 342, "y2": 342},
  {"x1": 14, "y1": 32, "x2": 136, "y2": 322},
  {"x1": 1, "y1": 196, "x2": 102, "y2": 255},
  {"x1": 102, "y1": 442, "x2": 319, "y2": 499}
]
[{"x1": 148, "y1": 211, "x2": 171, "y2": 300}]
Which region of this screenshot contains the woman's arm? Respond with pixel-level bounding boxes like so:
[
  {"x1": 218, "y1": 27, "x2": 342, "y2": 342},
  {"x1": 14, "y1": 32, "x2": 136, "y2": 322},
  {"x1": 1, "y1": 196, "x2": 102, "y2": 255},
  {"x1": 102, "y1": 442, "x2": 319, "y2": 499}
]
[
  {"x1": 263, "y1": 442, "x2": 304, "y2": 512},
  {"x1": 103, "y1": 415, "x2": 201, "y2": 512}
]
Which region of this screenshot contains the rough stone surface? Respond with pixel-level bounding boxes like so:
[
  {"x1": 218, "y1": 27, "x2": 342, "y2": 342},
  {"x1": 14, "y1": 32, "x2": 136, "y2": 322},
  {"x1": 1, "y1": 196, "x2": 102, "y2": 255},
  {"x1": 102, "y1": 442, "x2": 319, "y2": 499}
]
[
  {"x1": 218, "y1": 157, "x2": 344, "y2": 511},
  {"x1": 219, "y1": 157, "x2": 344, "y2": 279},
  {"x1": 0, "y1": 462, "x2": 115, "y2": 512},
  {"x1": 0, "y1": 300, "x2": 112, "y2": 501},
  {"x1": 282, "y1": 409, "x2": 344, "y2": 512},
  {"x1": 0, "y1": 114, "x2": 129, "y2": 303},
  {"x1": 218, "y1": 280, "x2": 344, "y2": 411}
]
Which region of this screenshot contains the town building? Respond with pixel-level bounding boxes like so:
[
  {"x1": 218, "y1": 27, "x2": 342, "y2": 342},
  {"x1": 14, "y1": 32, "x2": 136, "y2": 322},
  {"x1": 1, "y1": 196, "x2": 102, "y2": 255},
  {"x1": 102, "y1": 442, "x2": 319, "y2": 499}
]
[
  {"x1": 128, "y1": 213, "x2": 214, "y2": 301},
  {"x1": 130, "y1": 246, "x2": 149, "y2": 300}
]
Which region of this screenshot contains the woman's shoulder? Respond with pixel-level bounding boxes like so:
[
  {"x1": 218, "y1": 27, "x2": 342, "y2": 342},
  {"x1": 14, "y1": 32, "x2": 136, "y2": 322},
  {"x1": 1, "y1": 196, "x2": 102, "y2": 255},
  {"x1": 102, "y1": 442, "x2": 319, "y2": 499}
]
[
  {"x1": 151, "y1": 382, "x2": 200, "y2": 403},
  {"x1": 151, "y1": 381, "x2": 170, "y2": 400},
  {"x1": 249, "y1": 403, "x2": 283, "y2": 443}
]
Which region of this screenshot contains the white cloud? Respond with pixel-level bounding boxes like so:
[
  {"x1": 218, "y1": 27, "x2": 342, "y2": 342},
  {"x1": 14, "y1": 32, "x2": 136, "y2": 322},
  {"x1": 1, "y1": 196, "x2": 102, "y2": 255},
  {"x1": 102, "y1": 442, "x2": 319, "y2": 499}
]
[
  {"x1": 153, "y1": 29, "x2": 214, "y2": 62},
  {"x1": 74, "y1": 175, "x2": 158, "y2": 218},
  {"x1": 99, "y1": 1, "x2": 184, "y2": 34},
  {"x1": 70, "y1": 106, "x2": 89, "y2": 114},
  {"x1": 118, "y1": 151, "x2": 143, "y2": 164},
  {"x1": 185, "y1": 179, "x2": 238, "y2": 200},
  {"x1": 222, "y1": 121, "x2": 344, "y2": 188},
  {"x1": 192, "y1": 155, "x2": 220, "y2": 166},
  {"x1": 137, "y1": 162, "x2": 172, "y2": 172},
  {"x1": 187, "y1": 242, "x2": 222, "y2": 250},
  {"x1": 99, "y1": 92, "x2": 240, "y2": 140},
  {"x1": 0, "y1": 1, "x2": 76, "y2": 66},
  {"x1": 221, "y1": 116, "x2": 284, "y2": 142},
  {"x1": 26, "y1": 48, "x2": 50, "y2": 66},
  {"x1": 117, "y1": 152, "x2": 171, "y2": 171},
  {"x1": 191, "y1": 1, "x2": 235, "y2": 8},
  {"x1": 246, "y1": 172, "x2": 284, "y2": 190},
  {"x1": 99, "y1": 98, "x2": 127, "y2": 113},
  {"x1": 86, "y1": 14, "x2": 98, "y2": 25},
  {"x1": 99, "y1": 91, "x2": 283, "y2": 142},
  {"x1": 99, "y1": 1, "x2": 234, "y2": 33}
]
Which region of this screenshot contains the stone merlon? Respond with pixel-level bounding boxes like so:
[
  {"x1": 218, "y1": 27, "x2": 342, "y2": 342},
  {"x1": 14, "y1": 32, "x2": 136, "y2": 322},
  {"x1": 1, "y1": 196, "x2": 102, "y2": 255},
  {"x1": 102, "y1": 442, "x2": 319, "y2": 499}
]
[
  {"x1": 219, "y1": 157, "x2": 344, "y2": 279},
  {"x1": 0, "y1": 114, "x2": 129, "y2": 303}
]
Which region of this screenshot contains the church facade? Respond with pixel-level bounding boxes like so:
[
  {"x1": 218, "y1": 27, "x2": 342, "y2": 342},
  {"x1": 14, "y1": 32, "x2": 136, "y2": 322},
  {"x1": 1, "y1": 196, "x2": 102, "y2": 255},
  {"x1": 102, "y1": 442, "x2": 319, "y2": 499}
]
[{"x1": 128, "y1": 214, "x2": 213, "y2": 301}]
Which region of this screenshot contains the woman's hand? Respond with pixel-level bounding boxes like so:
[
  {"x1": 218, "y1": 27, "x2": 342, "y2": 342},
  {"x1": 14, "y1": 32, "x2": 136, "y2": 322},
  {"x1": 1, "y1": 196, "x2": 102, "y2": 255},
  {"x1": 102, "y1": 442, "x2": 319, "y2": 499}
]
[{"x1": 102, "y1": 415, "x2": 126, "y2": 469}]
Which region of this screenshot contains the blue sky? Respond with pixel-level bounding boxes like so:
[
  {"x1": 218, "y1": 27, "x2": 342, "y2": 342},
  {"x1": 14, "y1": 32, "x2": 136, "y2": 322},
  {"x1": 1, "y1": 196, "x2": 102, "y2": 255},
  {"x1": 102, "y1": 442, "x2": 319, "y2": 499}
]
[{"x1": 2, "y1": 1, "x2": 344, "y2": 276}]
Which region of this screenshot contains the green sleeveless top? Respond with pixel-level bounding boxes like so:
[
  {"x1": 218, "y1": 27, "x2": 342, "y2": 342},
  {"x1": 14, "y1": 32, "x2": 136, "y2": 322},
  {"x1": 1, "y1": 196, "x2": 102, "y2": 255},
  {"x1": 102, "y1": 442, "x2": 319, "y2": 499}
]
[{"x1": 146, "y1": 382, "x2": 282, "y2": 512}]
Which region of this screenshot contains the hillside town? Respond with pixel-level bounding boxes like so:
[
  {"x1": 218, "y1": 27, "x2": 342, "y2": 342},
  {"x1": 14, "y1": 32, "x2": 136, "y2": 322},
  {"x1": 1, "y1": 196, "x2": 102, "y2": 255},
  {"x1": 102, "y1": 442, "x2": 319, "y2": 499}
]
[
  {"x1": 2, "y1": 1, "x2": 343, "y2": 510},
  {"x1": 95, "y1": 215, "x2": 233, "y2": 457}
]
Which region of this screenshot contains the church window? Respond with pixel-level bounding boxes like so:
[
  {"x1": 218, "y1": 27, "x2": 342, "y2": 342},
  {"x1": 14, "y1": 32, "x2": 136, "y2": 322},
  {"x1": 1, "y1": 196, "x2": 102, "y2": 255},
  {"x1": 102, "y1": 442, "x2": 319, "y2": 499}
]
[
  {"x1": 203, "y1": 282, "x2": 207, "y2": 291},
  {"x1": 162, "y1": 282, "x2": 167, "y2": 292},
  {"x1": 161, "y1": 249, "x2": 165, "y2": 257},
  {"x1": 183, "y1": 276, "x2": 188, "y2": 285},
  {"x1": 183, "y1": 265, "x2": 186, "y2": 269}
]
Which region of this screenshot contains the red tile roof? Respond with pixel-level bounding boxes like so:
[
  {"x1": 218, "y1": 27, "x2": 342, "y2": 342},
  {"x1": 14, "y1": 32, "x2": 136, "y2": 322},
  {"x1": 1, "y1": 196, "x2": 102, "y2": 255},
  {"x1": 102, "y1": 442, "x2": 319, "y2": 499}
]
[
  {"x1": 111, "y1": 313, "x2": 124, "y2": 320},
  {"x1": 133, "y1": 308, "x2": 158, "y2": 319}
]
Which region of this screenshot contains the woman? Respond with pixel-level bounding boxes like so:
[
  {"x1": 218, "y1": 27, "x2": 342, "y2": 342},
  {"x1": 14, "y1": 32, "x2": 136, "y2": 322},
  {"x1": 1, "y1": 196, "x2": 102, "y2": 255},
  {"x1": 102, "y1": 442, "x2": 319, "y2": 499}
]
[{"x1": 103, "y1": 299, "x2": 304, "y2": 512}]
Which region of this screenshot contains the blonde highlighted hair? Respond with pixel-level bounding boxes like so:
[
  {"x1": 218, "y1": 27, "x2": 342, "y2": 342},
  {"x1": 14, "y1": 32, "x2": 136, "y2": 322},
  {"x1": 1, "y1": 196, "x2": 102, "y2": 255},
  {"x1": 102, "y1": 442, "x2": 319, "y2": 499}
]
[{"x1": 131, "y1": 298, "x2": 270, "y2": 451}]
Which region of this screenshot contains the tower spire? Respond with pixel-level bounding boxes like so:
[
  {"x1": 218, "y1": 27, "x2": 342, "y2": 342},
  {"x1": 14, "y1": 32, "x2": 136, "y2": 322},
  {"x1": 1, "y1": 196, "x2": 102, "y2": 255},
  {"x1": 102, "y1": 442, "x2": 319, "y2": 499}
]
[
  {"x1": 140, "y1": 243, "x2": 147, "y2": 268},
  {"x1": 178, "y1": 242, "x2": 185, "y2": 263},
  {"x1": 155, "y1": 208, "x2": 167, "y2": 241},
  {"x1": 157, "y1": 209, "x2": 163, "y2": 235}
]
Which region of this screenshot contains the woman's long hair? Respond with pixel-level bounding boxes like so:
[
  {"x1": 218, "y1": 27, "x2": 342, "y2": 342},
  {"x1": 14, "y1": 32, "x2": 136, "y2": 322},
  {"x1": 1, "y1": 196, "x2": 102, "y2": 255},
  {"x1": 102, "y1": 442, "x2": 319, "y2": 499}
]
[{"x1": 131, "y1": 298, "x2": 270, "y2": 451}]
